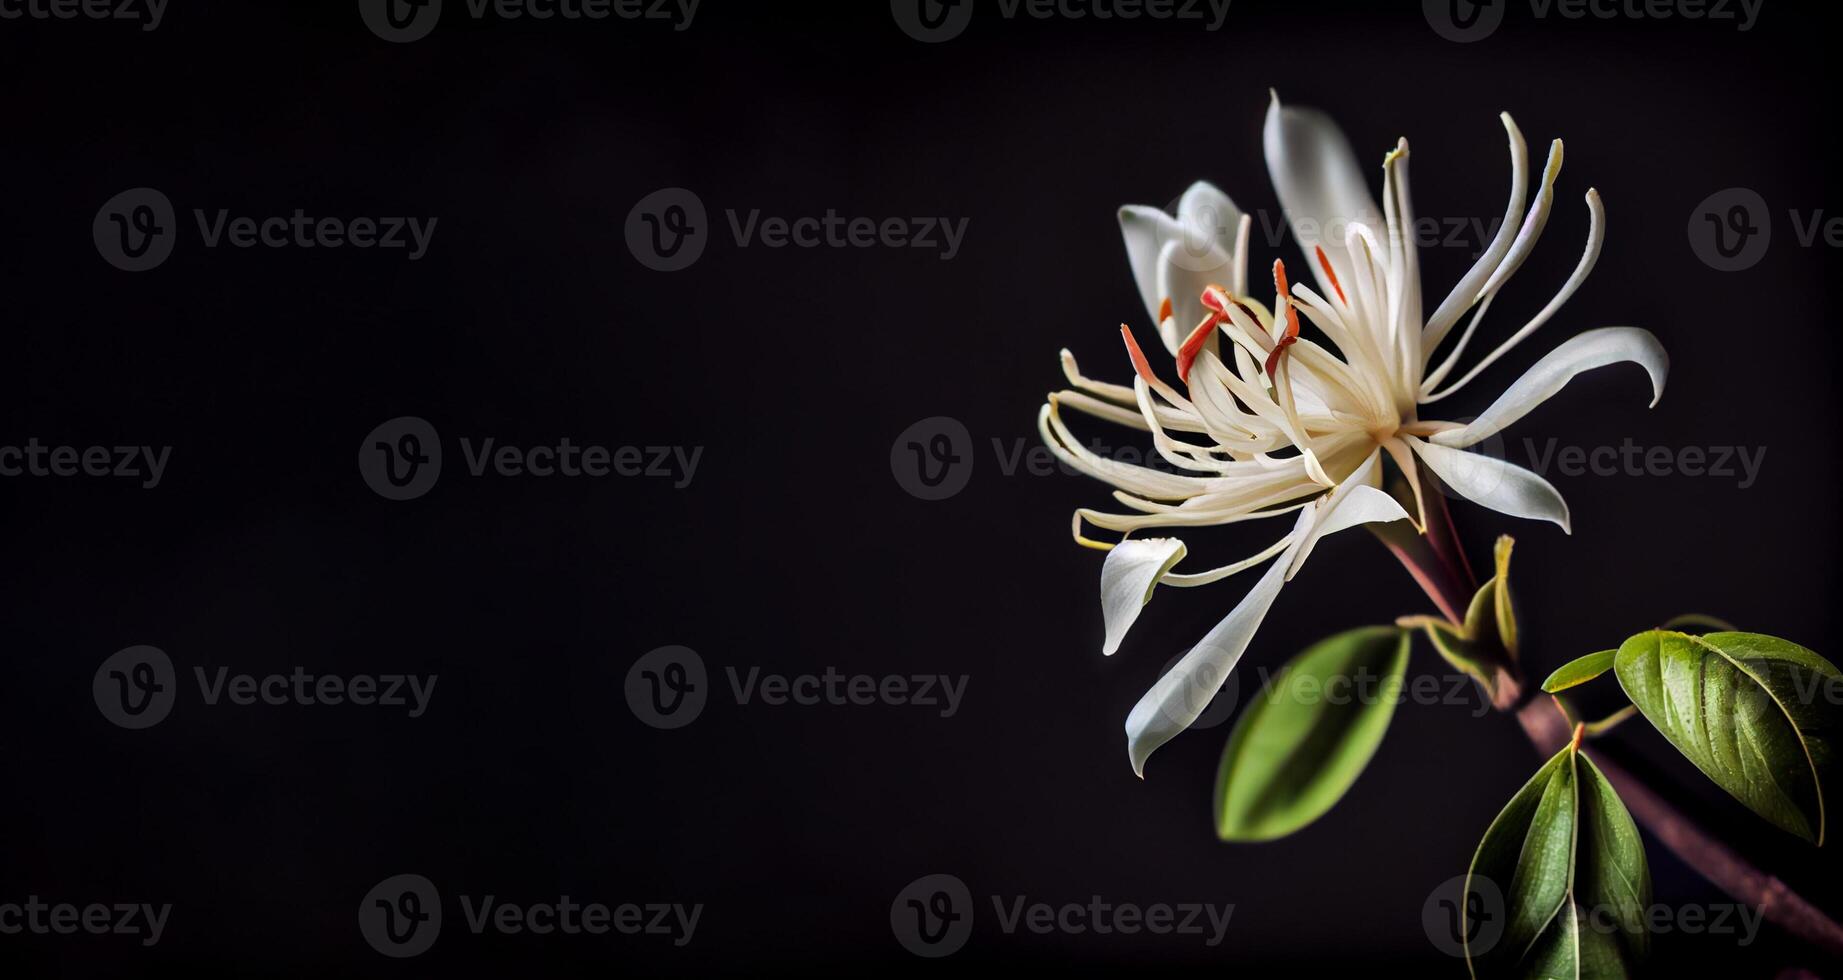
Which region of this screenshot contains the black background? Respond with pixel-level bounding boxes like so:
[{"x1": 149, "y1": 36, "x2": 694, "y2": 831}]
[{"x1": 2, "y1": 0, "x2": 1837, "y2": 976}]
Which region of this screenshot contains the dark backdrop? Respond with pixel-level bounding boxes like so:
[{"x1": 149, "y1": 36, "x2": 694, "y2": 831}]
[{"x1": 2, "y1": 0, "x2": 1837, "y2": 976}]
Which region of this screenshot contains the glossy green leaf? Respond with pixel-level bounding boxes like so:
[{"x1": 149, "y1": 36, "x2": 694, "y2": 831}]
[
  {"x1": 1465, "y1": 744, "x2": 1650, "y2": 978},
  {"x1": 1615, "y1": 630, "x2": 1840, "y2": 844},
  {"x1": 1541, "y1": 650, "x2": 1618, "y2": 694},
  {"x1": 1213, "y1": 627, "x2": 1409, "y2": 842}
]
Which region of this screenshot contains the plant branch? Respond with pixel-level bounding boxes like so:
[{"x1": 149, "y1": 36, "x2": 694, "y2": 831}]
[
  {"x1": 1373, "y1": 476, "x2": 1843, "y2": 959},
  {"x1": 1516, "y1": 691, "x2": 1843, "y2": 959}
]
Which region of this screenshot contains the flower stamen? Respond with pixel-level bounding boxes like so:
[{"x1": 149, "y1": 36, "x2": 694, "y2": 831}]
[{"x1": 1314, "y1": 245, "x2": 1347, "y2": 306}]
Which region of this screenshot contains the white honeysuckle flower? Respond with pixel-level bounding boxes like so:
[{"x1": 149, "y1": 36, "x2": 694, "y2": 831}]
[{"x1": 1040, "y1": 93, "x2": 1670, "y2": 777}]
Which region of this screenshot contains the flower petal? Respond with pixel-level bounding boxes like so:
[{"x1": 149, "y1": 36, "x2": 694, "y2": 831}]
[
  {"x1": 1263, "y1": 92, "x2": 1383, "y2": 300},
  {"x1": 1408, "y1": 437, "x2": 1571, "y2": 533},
  {"x1": 1125, "y1": 509, "x2": 1311, "y2": 777},
  {"x1": 1100, "y1": 537, "x2": 1188, "y2": 656},
  {"x1": 1120, "y1": 181, "x2": 1245, "y2": 344},
  {"x1": 1428, "y1": 327, "x2": 1668, "y2": 449},
  {"x1": 1157, "y1": 238, "x2": 1237, "y2": 353},
  {"x1": 1119, "y1": 204, "x2": 1184, "y2": 329},
  {"x1": 1123, "y1": 461, "x2": 1414, "y2": 777}
]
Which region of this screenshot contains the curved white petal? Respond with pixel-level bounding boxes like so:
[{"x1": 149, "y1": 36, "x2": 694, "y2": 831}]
[
  {"x1": 1119, "y1": 204, "x2": 1185, "y2": 328},
  {"x1": 1123, "y1": 459, "x2": 1413, "y2": 777},
  {"x1": 1125, "y1": 509, "x2": 1311, "y2": 777},
  {"x1": 1263, "y1": 92, "x2": 1383, "y2": 298},
  {"x1": 1100, "y1": 538, "x2": 1188, "y2": 656},
  {"x1": 1408, "y1": 437, "x2": 1571, "y2": 533},
  {"x1": 1156, "y1": 237, "x2": 1237, "y2": 353},
  {"x1": 1429, "y1": 327, "x2": 1668, "y2": 449},
  {"x1": 1289, "y1": 485, "x2": 1411, "y2": 576},
  {"x1": 1120, "y1": 182, "x2": 1245, "y2": 343}
]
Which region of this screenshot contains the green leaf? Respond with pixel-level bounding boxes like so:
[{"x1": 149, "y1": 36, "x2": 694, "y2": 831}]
[
  {"x1": 1541, "y1": 650, "x2": 1618, "y2": 694},
  {"x1": 1465, "y1": 744, "x2": 1650, "y2": 978},
  {"x1": 1614, "y1": 630, "x2": 1840, "y2": 844},
  {"x1": 1213, "y1": 627, "x2": 1409, "y2": 842}
]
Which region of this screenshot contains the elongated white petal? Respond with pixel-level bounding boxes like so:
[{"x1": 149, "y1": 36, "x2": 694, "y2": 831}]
[
  {"x1": 1421, "y1": 189, "x2": 1609, "y2": 403},
  {"x1": 1429, "y1": 327, "x2": 1668, "y2": 449},
  {"x1": 1100, "y1": 538, "x2": 1188, "y2": 656},
  {"x1": 1263, "y1": 92, "x2": 1382, "y2": 299},
  {"x1": 1119, "y1": 205, "x2": 1184, "y2": 328},
  {"x1": 1125, "y1": 509, "x2": 1312, "y2": 777},
  {"x1": 1408, "y1": 437, "x2": 1571, "y2": 533},
  {"x1": 1123, "y1": 461, "x2": 1413, "y2": 776},
  {"x1": 1157, "y1": 238, "x2": 1237, "y2": 353}
]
